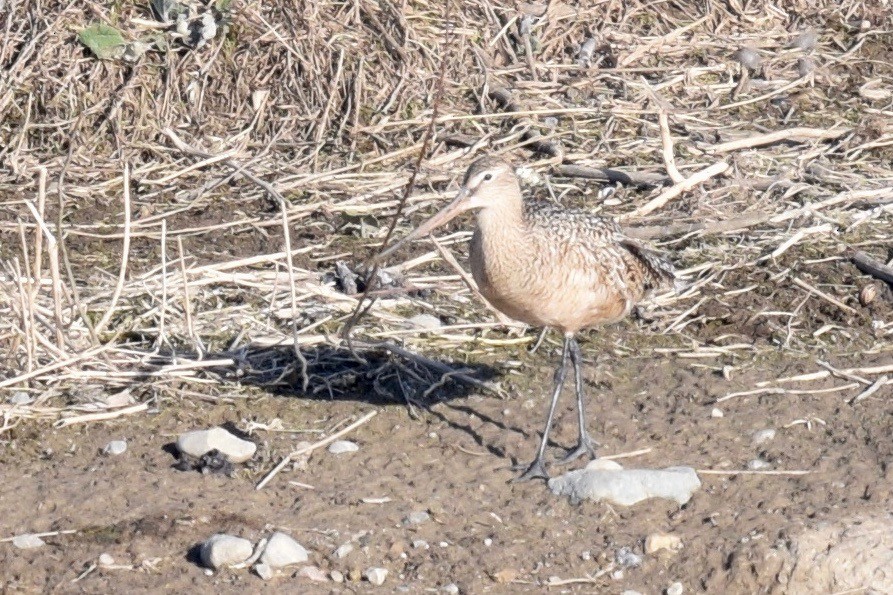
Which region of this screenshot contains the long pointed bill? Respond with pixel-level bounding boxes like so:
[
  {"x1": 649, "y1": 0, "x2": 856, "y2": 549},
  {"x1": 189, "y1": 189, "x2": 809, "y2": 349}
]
[{"x1": 375, "y1": 187, "x2": 472, "y2": 262}]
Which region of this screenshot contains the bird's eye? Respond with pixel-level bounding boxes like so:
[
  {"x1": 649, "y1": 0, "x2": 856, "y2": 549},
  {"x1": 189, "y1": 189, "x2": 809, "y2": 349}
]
[{"x1": 483, "y1": 173, "x2": 493, "y2": 181}]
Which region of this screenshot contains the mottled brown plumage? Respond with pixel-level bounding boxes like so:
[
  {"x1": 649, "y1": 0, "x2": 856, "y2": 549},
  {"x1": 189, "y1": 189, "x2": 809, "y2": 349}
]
[{"x1": 380, "y1": 156, "x2": 675, "y2": 481}]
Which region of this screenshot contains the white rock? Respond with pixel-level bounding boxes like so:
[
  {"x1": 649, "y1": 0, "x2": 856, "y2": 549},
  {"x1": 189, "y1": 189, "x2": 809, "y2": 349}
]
[
  {"x1": 615, "y1": 546, "x2": 643, "y2": 568},
  {"x1": 666, "y1": 581, "x2": 684, "y2": 595},
  {"x1": 483, "y1": 538, "x2": 492, "y2": 547},
  {"x1": 646, "y1": 532, "x2": 683, "y2": 554},
  {"x1": 412, "y1": 540, "x2": 429, "y2": 550},
  {"x1": 327, "y1": 440, "x2": 359, "y2": 454},
  {"x1": 404, "y1": 511, "x2": 430, "y2": 525},
  {"x1": 177, "y1": 428, "x2": 256, "y2": 463},
  {"x1": 548, "y1": 462, "x2": 701, "y2": 506},
  {"x1": 98, "y1": 553, "x2": 115, "y2": 566},
  {"x1": 407, "y1": 313, "x2": 442, "y2": 330},
  {"x1": 442, "y1": 583, "x2": 460, "y2": 594},
  {"x1": 622, "y1": 591, "x2": 644, "y2": 595},
  {"x1": 330, "y1": 569, "x2": 344, "y2": 583},
  {"x1": 752, "y1": 428, "x2": 776, "y2": 445},
  {"x1": 102, "y1": 440, "x2": 127, "y2": 456},
  {"x1": 12, "y1": 534, "x2": 45, "y2": 549},
  {"x1": 297, "y1": 565, "x2": 328, "y2": 582},
  {"x1": 199, "y1": 534, "x2": 253, "y2": 569},
  {"x1": 711, "y1": 407, "x2": 724, "y2": 418},
  {"x1": 260, "y1": 532, "x2": 308, "y2": 568},
  {"x1": 748, "y1": 458, "x2": 772, "y2": 470},
  {"x1": 334, "y1": 543, "x2": 354, "y2": 558},
  {"x1": 364, "y1": 567, "x2": 388, "y2": 586},
  {"x1": 255, "y1": 562, "x2": 274, "y2": 580},
  {"x1": 8, "y1": 392, "x2": 33, "y2": 405}
]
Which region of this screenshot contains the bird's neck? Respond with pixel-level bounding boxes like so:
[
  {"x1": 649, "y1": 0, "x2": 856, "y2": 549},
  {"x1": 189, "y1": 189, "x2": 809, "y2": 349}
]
[{"x1": 475, "y1": 190, "x2": 525, "y2": 237}]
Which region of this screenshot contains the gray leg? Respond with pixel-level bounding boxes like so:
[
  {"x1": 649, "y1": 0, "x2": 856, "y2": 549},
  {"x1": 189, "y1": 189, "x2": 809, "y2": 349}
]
[
  {"x1": 558, "y1": 337, "x2": 598, "y2": 464},
  {"x1": 514, "y1": 335, "x2": 571, "y2": 482}
]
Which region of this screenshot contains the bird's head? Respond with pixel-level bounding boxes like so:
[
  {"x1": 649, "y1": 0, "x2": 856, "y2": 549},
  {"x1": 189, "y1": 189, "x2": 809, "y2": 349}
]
[{"x1": 376, "y1": 157, "x2": 519, "y2": 261}]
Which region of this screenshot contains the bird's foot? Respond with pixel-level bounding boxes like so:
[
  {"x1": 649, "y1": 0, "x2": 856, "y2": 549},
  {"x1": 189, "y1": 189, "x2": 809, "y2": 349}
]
[
  {"x1": 511, "y1": 458, "x2": 550, "y2": 482},
  {"x1": 556, "y1": 436, "x2": 598, "y2": 465}
]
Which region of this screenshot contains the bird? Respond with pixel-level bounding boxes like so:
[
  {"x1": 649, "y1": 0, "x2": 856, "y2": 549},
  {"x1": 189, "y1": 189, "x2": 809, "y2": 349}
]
[{"x1": 377, "y1": 156, "x2": 676, "y2": 481}]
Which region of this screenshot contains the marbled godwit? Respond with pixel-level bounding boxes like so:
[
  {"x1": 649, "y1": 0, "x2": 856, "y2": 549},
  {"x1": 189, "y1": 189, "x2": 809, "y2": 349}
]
[{"x1": 379, "y1": 157, "x2": 675, "y2": 481}]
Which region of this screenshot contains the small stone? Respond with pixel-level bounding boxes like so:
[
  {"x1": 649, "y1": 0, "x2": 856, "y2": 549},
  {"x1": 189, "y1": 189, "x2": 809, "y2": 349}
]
[
  {"x1": 260, "y1": 532, "x2": 308, "y2": 568},
  {"x1": 102, "y1": 440, "x2": 127, "y2": 456},
  {"x1": 748, "y1": 458, "x2": 772, "y2": 470},
  {"x1": 733, "y1": 47, "x2": 761, "y2": 71},
  {"x1": 297, "y1": 565, "x2": 329, "y2": 582},
  {"x1": 98, "y1": 553, "x2": 115, "y2": 566},
  {"x1": 615, "y1": 546, "x2": 643, "y2": 568},
  {"x1": 442, "y1": 583, "x2": 460, "y2": 594},
  {"x1": 790, "y1": 28, "x2": 817, "y2": 51},
  {"x1": 335, "y1": 543, "x2": 354, "y2": 558},
  {"x1": 622, "y1": 591, "x2": 644, "y2": 595},
  {"x1": 860, "y1": 285, "x2": 878, "y2": 306},
  {"x1": 797, "y1": 57, "x2": 814, "y2": 77},
  {"x1": 327, "y1": 440, "x2": 359, "y2": 454},
  {"x1": 407, "y1": 314, "x2": 442, "y2": 330},
  {"x1": 177, "y1": 427, "x2": 256, "y2": 463},
  {"x1": 549, "y1": 462, "x2": 701, "y2": 506},
  {"x1": 8, "y1": 392, "x2": 33, "y2": 405},
  {"x1": 710, "y1": 407, "x2": 724, "y2": 418},
  {"x1": 412, "y1": 540, "x2": 429, "y2": 549},
  {"x1": 645, "y1": 532, "x2": 683, "y2": 554},
  {"x1": 483, "y1": 538, "x2": 492, "y2": 547},
  {"x1": 255, "y1": 562, "x2": 274, "y2": 580},
  {"x1": 543, "y1": 117, "x2": 558, "y2": 129},
  {"x1": 12, "y1": 534, "x2": 45, "y2": 549},
  {"x1": 199, "y1": 534, "x2": 253, "y2": 569},
  {"x1": 404, "y1": 511, "x2": 430, "y2": 525},
  {"x1": 666, "y1": 581, "x2": 684, "y2": 595},
  {"x1": 752, "y1": 428, "x2": 776, "y2": 445},
  {"x1": 364, "y1": 567, "x2": 388, "y2": 586},
  {"x1": 580, "y1": 550, "x2": 591, "y2": 561},
  {"x1": 330, "y1": 569, "x2": 344, "y2": 583},
  {"x1": 492, "y1": 568, "x2": 518, "y2": 583}
]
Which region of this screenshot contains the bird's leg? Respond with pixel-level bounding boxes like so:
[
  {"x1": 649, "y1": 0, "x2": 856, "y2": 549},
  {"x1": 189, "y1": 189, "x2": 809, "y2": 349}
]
[
  {"x1": 557, "y1": 337, "x2": 598, "y2": 464},
  {"x1": 513, "y1": 335, "x2": 571, "y2": 482}
]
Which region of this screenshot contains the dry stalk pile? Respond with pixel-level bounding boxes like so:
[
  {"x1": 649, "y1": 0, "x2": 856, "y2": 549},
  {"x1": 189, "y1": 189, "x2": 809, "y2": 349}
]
[{"x1": 1, "y1": 0, "x2": 892, "y2": 429}]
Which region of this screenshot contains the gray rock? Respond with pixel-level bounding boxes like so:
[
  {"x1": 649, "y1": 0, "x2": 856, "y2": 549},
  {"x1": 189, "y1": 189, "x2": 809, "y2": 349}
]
[
  {"x1": 102, "y1": 440, "x2": 127, "y2": 456},
  {"x1": 442, "y1": 583, "x2": 460, "y2": 594},
  {"x1": 615, "y1": 546, "x2": 643, "y2": 568},
  {"x1": 327, "y1": 440, "x2": 359, "y2": 454},
  {"x1": 297, "y1": 565, "x2": 328, "y2": 582},
  {"x1": 412, "y1": 540, "x2": 429, "y2": 549},
  {"x1": 404, "y1": 511, "x2": 430, "y2": 525},
  {"x1": 407, "y1": 314, "x2": 442, "y2": 330},
  {"x1": 334, "y1": 543, "x2": 354, "y2": 558},
  {"x1": 548, "y1": 460, "x2": 701, "y2": 506},
  {"x1": 260, "y1": 532, "x2": 308, "y2": 568},
  {"x1": 255, "y1": 562, "x2": 273, "y2": 580},
  {"x1": 12, "y1": 534, "x2": 45, "y2": 549},
  {"x1": 752, "y1": 428, "x2": 776, "y2": 445},
  {"x1": 177, "y1": 428, "x2": 256, "y2": 463},
  {"x1": 364, "y1": 567, "x2": 388, "y2": 586},
  {"x1": 98, "y1": 553, "x2": 115, "y2": 566},
  {"x1": 330, "y1": 569, "x2": 344, "y2": 583},
  {"x1": 748, "y1": 458, "x2": 772, "y2": 470},
  {"x1": 8, "y1": 392, "x2": 33, "y2": 405},
  {"x1": 199, "y1": 534, "x2": 253, "y2": 569},
  {"x1": 666, "y1": 582, "x2": 684, "y2": 595}
]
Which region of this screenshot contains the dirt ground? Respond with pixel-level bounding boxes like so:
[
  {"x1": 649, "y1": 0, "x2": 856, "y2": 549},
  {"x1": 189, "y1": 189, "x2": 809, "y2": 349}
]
[{"x1": 3, "y1": 284, "x2": 892, "y2": 594}]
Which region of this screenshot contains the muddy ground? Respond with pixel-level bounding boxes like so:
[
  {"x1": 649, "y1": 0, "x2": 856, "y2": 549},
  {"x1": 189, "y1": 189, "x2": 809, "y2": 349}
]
[{"x1": 3, "y1": 262, "x2": 892, "y2": 594}]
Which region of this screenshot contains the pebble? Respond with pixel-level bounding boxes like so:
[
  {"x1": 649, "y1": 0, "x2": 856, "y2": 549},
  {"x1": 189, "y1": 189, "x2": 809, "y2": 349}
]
[
  {"x1": 666, "y1": 581, "x2": 684, "y2": 595},
  {"x1": 334, "y1": 543, "x2": 354, "y2": 558},
  {"x1": 733, "y1": 47, "x2": 761, "y2": 71},
  {"x1": 199, "y1": 534, "x2": 254, "y2": 569},
  {"x1": 327, "y1": 440, "x2": 359, "y2": 455},
  {"x1": 8, "y1": 392, "x2": 33, "y2": 405},
  {"x1": 645, "y1": 532, "x2": 683, "y2": 554},
  {"x1": 297, "y1": 565, "x2": 329, "y2": 582},
  {"x1": 12, "y1": 534, "x2": 45, "y2": 549},
  {"x1": 364, "y1": 567, "x2": 388, "y2": 586},
  {"x1": 177, "y1": 428, "x2": 256, "y2": 463},
  {"x1": 442, "y1": 584, "x2": 459, "y2": 594},
  {"x1": 483, "y1": 538, "x2": 492, "y2": 547},
  {"x1": 580, "y1": 550, "x2": 591, "y2": 561},
  {"x1": 330, "y1": 569, "x2": 344, "y2": 583},
  {"x1": 622, "y1": 591, "x2": 644, "y2": 595},
  {"x1": 412, "y1": 540, "x2": 429, "y2": 550},
  {"x1": 102, "y1": 440, "x2": 127, "y2": 456},
  {"x1": 404, "y1": 511, "x2": 430, "y2": 525},
  {"x1": 748, "y1": 458, "x2": 772, "y2": 470},
  {"x1": 260, "y1": 532, "x2": 308, "y2": 568},
  {"x1": 98, "y1": 553, "x2": 115, "y2": 566},
  {"x1": 255, "y1": 562, "x2": 274, "y2": 580},
  {"x1": 615, "y1": 546, "x2": 643, "y2": 568},
  {"x1": 710, "y1": 407, "x2": 724, "y2": 418},
  {"x1": 549, "y1": 460, "x2": 701, "y2": 506},
  {"x1": 752, "y1": 428, "x2": 776, "y2": 446},
  {"x1": 407, "y1": 313, "x2": 442, "y2": 330}
]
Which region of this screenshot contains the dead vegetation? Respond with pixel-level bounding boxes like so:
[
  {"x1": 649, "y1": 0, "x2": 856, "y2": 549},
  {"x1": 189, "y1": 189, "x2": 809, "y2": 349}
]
[{"x1": 1, "y1": 0, "x2": 892, "y2": 433}]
